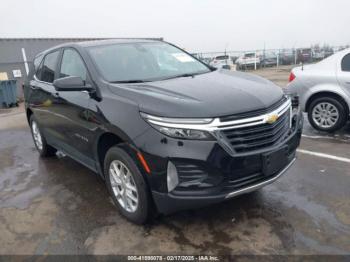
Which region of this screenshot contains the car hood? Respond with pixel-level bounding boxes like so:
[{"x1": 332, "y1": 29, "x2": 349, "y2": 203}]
[{"x1": 108, "y1": 70, "x2": 284, "y2": 118}]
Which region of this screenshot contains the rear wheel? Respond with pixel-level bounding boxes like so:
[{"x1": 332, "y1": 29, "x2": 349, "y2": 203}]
[
  {"x1": 104, "y1": 146, "x2": 151, "y2": 224},
  {"x1": 308, "y1": 97, "x2": 347, "y2": 132},
  {"x1": 30, "y1": 115, "x2": 57, "y2": 157}
]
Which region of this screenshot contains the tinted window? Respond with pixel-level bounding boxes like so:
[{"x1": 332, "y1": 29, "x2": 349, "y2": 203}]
[
  {"x1": 39, "y1": 51, "x2": 59, "y2": 83},
  {"x1": 341, "y1": 54, "x2": 350, "y2": 72},
  {"x1": 60, "y1": 49, "x2": 87, "y2": 81}
]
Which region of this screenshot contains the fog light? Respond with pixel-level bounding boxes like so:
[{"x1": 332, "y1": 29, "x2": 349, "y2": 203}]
[{"x1": 167, "y1": 161, "x2": 179, "y2": 192}]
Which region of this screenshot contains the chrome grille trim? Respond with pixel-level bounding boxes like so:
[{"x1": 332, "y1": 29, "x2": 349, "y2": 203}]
[
  {"x1": 145, "y1": 98, "x2": 291, "y2": 132},
  {"x1": 225, "y1": 158, "x2": 296, "y2": 199}
]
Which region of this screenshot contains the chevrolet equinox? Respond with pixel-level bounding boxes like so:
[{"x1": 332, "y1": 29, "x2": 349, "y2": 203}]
[{"x1": 24, "y1": 39, "x2": 302, "y2": 224}]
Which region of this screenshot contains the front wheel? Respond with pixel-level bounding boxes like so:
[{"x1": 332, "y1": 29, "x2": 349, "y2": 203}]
[
  {"x1": 307, "y1": 97, "x2": 347, "y2": 132},
  {"x1": 104, "y1": 147, "x2": 151, "y2": 224}
]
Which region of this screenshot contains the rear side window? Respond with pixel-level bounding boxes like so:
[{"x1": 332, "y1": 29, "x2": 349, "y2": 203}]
[
  {"x1": 341, "y1": 54, "x2": 350, "y2": 72},
  {"x1": 37, "y1": 51, "x2": 60, "y2": 83},
  {"x1": 59, "y1": 49, "x2": 87, "y2": 81}
]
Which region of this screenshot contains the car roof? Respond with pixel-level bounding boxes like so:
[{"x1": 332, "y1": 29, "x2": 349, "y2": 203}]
[
  {"x1": 76, "y1": 38, "x2": 160, "y2": 47},
  {"x1": 35, "y1": 38, "x2": 162, "y2": 58}
]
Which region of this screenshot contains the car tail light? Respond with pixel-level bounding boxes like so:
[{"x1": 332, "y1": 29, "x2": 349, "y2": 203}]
[{"x1": 289, "y1": 72, "x2": 296, "y2": 82}]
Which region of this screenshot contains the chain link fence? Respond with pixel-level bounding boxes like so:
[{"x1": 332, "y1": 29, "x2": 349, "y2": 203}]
[{"x1": 192, "y1": 45, "x2": 350, "y2": 71}]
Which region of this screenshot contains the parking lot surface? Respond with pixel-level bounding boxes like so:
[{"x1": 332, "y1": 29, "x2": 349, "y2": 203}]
[{"x1": 0, "y1": 68, "x2": 349, "y2": 255}]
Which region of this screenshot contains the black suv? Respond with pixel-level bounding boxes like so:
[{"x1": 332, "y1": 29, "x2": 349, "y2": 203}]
[{"x1": 24, "y1": 39, "x2": 302, "y2": 224}]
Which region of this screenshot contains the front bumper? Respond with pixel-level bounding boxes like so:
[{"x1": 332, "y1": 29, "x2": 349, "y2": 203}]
[
  {"x1": 153, "y1": 157, "x2": 296, "y2": 214},
  {"x1": 133, "y1": 112, "x2": 303, "y2": 214}
]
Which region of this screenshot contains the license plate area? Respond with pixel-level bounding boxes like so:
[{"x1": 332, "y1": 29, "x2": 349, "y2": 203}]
[{"x1": 262, "y1": 146, "x2": 289, "y2": 176}]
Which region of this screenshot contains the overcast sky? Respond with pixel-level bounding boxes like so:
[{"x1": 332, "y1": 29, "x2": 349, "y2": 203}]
[{"x1": 1, "y1": 0, "x2": 349, "y2": 53}]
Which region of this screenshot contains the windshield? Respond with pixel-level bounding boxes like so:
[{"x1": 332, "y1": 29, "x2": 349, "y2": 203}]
[{"x1": 88, "y1": 42, "x2": 211, "y2": 82}]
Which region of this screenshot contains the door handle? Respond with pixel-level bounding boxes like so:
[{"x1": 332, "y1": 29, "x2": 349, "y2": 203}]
[
  {"x1": 30, "y1": 85, "x2": 38, "y2": 90},
  {"x1": 53, "y1": 92, "x2": 59, "y2": 98}
]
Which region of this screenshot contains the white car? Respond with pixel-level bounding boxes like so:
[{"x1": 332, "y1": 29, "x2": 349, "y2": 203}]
[
  {"x1": 235, "y1": 53, "x2": 260, "y2": 69},
  {"x1": 209, "y1": 55, "x2": 233, "y2": 69},
  {"x1": 286, "y1": 48, "x2": 350, "y2": 132}
]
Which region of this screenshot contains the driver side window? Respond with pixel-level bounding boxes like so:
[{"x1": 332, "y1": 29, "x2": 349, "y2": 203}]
[{"x1": 60, "y1": 49, "x2": 87, "y2": 81}]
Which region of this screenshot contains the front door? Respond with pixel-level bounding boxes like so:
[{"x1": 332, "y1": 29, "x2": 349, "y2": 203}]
[{"x1": 51, "y1": 48, "x2": 96, "y2": 169}]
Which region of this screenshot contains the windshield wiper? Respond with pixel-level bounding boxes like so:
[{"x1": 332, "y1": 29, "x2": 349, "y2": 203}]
[
  {"x1": 176, "y1": 73, "x2": 196, "y2": 78},
  {"x1": 110, "y1": 80, "x2": 147, "y2": 83},
  {"x1": 161, "y1": 73, "x2": 196, "y2": 81},
  {"x1": 161, "y1": 71, "x2": 211, "y2": 81},
  {"x1": 111, "y1": 71, "x2": 210, "y2": 83}
]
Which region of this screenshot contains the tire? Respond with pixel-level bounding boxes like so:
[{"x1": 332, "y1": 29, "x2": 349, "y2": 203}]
[
  {"x1": 104, "y1": 146, "x2": 151, "y2": 224},
  {"x1": 29, "y1": 115, "x2": 57, "y2": 157},
  {"x1": 307, "y1": 96, "x2": 348, "y2": 132}
]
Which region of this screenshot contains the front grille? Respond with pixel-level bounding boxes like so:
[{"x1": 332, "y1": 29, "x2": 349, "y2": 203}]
[{"x1": 221, "y1": 109, "x2": 291, "y2": 153}]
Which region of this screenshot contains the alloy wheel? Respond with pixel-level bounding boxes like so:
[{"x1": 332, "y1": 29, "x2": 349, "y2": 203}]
[
  {"x1": 312, "y1": 102, "x2": 339, "y2": 129},
  {"x1": 31, "y1": 121, "x2": 43, "y2": 150},
  {"x1": 109, "y1": 160, "x2": 139, "y2": 213}
]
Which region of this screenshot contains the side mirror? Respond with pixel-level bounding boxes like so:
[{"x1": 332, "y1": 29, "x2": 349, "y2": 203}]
[{"x1": 53, "y1": 76, "x2": 94, "y2": 92}]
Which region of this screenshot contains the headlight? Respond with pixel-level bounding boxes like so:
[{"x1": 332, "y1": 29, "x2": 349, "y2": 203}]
[
  {"x1": 140, "y1": 112, "x2": 214, "y2": 140},
  {"x1": 152, "y1": 125, "x2": 213, "y2": 140}
]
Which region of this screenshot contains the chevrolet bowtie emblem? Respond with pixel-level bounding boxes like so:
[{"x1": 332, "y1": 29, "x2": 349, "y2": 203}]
[{"x1": 266, "y1": 114, "x2": 279, "y2": 124}]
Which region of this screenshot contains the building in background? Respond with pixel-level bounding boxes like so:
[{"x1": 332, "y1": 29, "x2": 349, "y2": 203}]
[{"x1": 0, "y1": 38, "x2": 162, "y2": 99}]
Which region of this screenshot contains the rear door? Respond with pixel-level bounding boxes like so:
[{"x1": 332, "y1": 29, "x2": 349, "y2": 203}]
[{"x1": 29, "y1": 49, "x2": 61, "y2": 140}]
